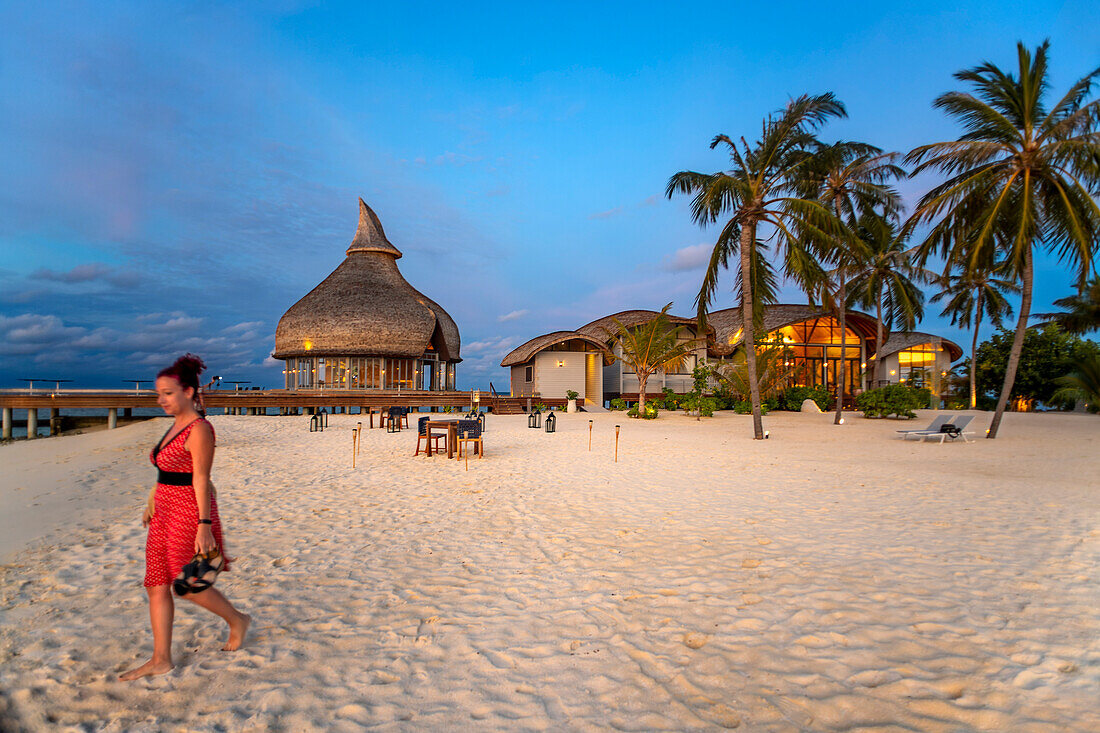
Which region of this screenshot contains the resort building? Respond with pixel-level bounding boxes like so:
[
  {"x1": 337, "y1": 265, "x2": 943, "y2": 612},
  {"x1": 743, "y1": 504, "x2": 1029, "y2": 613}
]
[
  {"x1": 272, "y1": 199, "x2": 461, "y2": 391},
  {"x1": 873, "y1": 331, "x2": 963, "y2": 401},
  {"x1": 503, "y1": 304, "x2": 961, "y2": 406}
]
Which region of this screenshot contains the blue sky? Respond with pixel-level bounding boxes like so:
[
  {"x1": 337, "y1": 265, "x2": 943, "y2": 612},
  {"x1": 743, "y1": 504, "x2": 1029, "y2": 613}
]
[{"x1": 1, "y1": 1, "x2": 1097, "y2": 389}]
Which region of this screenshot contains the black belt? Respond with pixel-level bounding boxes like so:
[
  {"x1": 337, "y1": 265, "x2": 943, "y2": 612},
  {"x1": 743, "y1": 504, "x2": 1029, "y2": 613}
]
[{"x1": 158, "y1": 470, "x2": 193, "y2": 486}]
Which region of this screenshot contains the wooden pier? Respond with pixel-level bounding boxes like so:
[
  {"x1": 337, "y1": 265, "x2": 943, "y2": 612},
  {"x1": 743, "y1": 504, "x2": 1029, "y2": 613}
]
[{"x1": 0, "y1": 389, "x2": 561, "y2": 439}]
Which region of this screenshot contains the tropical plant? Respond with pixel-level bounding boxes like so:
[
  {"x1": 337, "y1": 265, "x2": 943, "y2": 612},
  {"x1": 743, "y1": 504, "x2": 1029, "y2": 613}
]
[
  {"x1": 847, "y1": 211, "x2": 930, "y2": 385},
  {"x1": 714, "y1": 345, "x2": 808, "y2": 402},
  {"x1": 609, "y1": 398, "x2": 627, "y2": 411},
  {"x1": 1050, "y1": 353, "x2": 1100, "y2": 412},
  {"x1": 905, "y1": 41, "x2": 1100, "y2": 437},
  {"x1": 974, "y1": 324, "x2": 1100, "y2": 407},
  {"x1": 1034, "y1": 275, "x2": 1100, "y2": 335},
  {"x1": 777, "y1": 385, "x2": 831, "y2": 411},
  {"x1": 800, "y1": 143, "x2": 905, "y2": 424},
  {"x1": 856, "y1": 384, "x2": 930, "y2": 418},
  {"x1": 667, "y1": 93, "x2": 848, "y2": 439},
  {"x1": 930, "y1": 263, "x2": 1018, "y2": 408},
  {"x1": 609, "y1": 303, "x2": 699, "y2": 415}
]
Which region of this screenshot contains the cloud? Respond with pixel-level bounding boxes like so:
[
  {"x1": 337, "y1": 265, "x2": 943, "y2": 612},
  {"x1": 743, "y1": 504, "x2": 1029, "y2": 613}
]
[
  {"x1": 29, "y1": 263, "x2": 142, "y2": 288},
  {"x1": 464, "y1": 335, "x2": 518, "y2": 354},
  {"x1": 587, "y1": 206, "x2": 624, "y2": 220},
  {"x1": 223, "y1": 321, "x2": 265, "y2": 333},
  {"x1": 663, "y1": 243, "x2": 712, "y2": 272},
  {"x1": 638, "y1": 194, "x2": 660, "y2": 208},
  {"x1": 0, "y1": 313, "x2": 86, "y2": 354},
  {"x1": 497, "y1": 309, "x2": 528, "y2": 322}
]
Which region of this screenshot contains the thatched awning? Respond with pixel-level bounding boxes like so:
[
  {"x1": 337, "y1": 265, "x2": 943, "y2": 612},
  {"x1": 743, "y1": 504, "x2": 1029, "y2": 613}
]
[
  {"x1": 500, "y1": 331, "x2": 613, "y2": 367},
  {"x1": 705, "y1": 304, "x2": 883, "y2": 356},
  {"x1": 273, "y1": 199, "x2": 460, "y2": 361},
  {"x1": 876, "y1": 331, "x2": 964, "y2": 362}
]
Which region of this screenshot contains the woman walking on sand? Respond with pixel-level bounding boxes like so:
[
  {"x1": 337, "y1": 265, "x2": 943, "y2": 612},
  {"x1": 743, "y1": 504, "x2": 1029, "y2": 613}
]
[{"x1": 121, "y1": 354, "x2": 250, "y2": 681}]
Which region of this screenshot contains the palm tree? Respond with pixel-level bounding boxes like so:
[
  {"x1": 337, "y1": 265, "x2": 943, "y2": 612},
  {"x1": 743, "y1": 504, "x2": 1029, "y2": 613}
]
[
  {"x1": 1050, "y1": 353, "x2": 1100, "y2": 412},
  {"x1": 905, "y1": 41, "x2": 1100, "y2": 438},
  {"x1": 666, "y1": 93, "x2": 847, "y2": 439},
  {"x1": 714, "y1": 344, "x2": 808, "y2": 403},
  {"x1": 1034, "y1": 275, "x2": 1100, "y2": 334},
  {"x1": 930, "y1": 264, "x2": 1018, "y2": 408},
  {"x1": 847, "y1": 212, "x2": 930, "y2": 385},
  {"x1": 802, "y1": 143, "x2": 905, "y2": 424},
  {"x1": 610, "y1": 303, "x2": 699, "y2": 415}
]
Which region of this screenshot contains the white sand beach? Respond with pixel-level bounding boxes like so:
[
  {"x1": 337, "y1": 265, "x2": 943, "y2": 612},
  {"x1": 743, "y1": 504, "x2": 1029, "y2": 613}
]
[{"x1": 1, "y1": 410, "x2": 1098, "y2": 731}]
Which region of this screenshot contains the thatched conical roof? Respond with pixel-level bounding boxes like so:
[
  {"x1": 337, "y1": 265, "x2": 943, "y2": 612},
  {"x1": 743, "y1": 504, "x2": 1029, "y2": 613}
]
[{"x1": 272, "y1": 199, "x2": 460, "y2": 361}]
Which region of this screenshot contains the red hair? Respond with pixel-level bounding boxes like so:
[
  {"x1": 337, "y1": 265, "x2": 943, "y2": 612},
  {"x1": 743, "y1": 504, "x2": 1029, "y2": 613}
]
[{"x1": 157, "y1": 353, "x2": 206, "y2": 396}]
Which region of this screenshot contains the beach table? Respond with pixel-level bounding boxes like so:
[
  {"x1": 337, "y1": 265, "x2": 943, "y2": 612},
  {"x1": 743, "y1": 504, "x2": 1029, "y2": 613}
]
[{"x1": 423, "y1": 419, "x2": 461, "y2": 458}]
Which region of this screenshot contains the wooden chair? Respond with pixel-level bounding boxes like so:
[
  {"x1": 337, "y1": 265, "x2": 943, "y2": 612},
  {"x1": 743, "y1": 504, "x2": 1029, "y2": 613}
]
[
  {"x1": 455, "y1": 419, "x2": 483, "y2": 459},
  {"x1": 388, "y1": 406, "x2": 410, "y2": 430},
  {"x1": 414, "y1": 416, "x2": 446, "y2": 456}
]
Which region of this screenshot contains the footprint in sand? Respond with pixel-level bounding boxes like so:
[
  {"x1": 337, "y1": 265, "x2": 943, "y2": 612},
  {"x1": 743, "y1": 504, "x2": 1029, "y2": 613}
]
[
  {"x1": 741, "y1": 558, "x2": 761, "y2": 569},
  {"x1": 755, "y1": 537, "x2": 771, "y2": 545},
  {"x1": 683, "y1": 632, "x2": 709, "y2": 649}
]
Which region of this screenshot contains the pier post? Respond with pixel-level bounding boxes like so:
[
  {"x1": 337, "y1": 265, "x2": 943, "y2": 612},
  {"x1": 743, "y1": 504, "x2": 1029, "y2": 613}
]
[
  {"x1": 108, "y1": 408, "x2": 117, "y2": 429},
  {"x1": 2, "y1": 407, "x2": 11, "y2": 440},
  {"x1": 50, "y1": 408, "x2": 61, "y2": 436},
  {"x1": 27, "y1": 409, "x2": 38, "y2": 439},
  {"x1": 123, "y1": 407, "x2": 132, "y2": 418}
]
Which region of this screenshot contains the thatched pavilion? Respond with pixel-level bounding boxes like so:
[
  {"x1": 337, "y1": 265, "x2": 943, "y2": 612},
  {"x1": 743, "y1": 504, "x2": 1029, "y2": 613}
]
[{"x1": 272, "y1": 199, "x2": 461, "y2": 391}]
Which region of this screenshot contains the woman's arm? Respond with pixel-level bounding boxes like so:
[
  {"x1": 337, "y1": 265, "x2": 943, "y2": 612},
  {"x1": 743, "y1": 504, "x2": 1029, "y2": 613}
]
[{"x1": 186, "y1": 422, "x2": 217, "y2": 554}]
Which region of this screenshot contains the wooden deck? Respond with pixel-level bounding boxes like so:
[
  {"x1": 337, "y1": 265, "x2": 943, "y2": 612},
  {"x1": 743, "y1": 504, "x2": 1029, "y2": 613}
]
[{"x1": 0, "y1": 390, "x2": 566, "y2": 413}]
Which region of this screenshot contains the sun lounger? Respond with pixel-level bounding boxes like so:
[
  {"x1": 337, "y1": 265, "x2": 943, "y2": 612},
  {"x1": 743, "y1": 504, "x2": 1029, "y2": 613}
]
[
  {"x1": 897, "y1": 415, "x2": 954, "y2": 437},
  {"x1": 918, "y1": 415, "x2": 976, "y2": 443}
]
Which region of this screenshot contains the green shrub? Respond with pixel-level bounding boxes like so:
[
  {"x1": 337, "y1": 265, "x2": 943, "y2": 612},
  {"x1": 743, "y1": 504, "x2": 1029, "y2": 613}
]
[
  {"x1": 732, "y1": 400, "x2": 770, "y2": 415},
  {"x1": 856, "y1": 384, "x2": 926, "y2": 418},
  {"x1": 698, "y1": 397, "x2": 717, "y2": 417},
  {"x1": 778, "y1": 385, "x2": 831, "y2": 411},
  {"x1": 609, "y1": 398, "x2": 627, "y2": 411},
  {"x1": 628, "y1": 403, "x2": 659, "y2": 419},
  {"x1": 660, "y1": 388, "x2": 682, "y2": 410}
]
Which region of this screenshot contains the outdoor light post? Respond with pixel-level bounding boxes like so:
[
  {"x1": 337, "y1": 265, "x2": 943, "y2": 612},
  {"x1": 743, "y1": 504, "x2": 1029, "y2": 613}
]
[
  {"x1": 528, "y1": 408, "x2": 541, "y2": 429},
  {"x1": 544, "y1": 411, "x2": 556, "y2": 433}
]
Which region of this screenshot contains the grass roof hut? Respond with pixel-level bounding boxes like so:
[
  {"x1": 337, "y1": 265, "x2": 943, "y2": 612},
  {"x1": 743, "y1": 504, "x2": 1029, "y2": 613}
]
[{"x1": 273, "y1": 198, "x2": 461, "y2": 391}]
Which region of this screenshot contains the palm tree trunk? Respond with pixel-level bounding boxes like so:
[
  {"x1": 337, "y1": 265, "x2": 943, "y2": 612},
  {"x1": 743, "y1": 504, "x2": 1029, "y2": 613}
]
[
  {"x1": 835, "y1": 276, "x2": 847, "y2": 424},
  {"x1": 638, "y1": 372, "x2": 648, "y2": 414},
  {"x1": 739, "y1": 223, "x2": 764, "y2": 439},
  {"x1": 874, "y1": 287, "x2": 884, "y2": 386},
  {"x1": 988, "y1": 249, "x2": 1032, "y2": 438},
  {"x1": 970, "y1": 288, "x2": 983, "y2": 410}
]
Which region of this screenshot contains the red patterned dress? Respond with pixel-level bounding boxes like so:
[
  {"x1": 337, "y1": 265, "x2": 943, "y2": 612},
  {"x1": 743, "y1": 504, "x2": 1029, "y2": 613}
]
[{"x1": 144, "y1": 418, "x2": 228, "y2": 587}]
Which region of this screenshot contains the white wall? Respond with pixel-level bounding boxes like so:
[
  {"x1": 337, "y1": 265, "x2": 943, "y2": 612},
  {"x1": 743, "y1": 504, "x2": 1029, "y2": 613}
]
[
  {"x1": 510, "y1": 363, "x2": 535, "y2": 397},
  {"x1": 534, "y1": 351, "x2": 587, "y2": 399}
]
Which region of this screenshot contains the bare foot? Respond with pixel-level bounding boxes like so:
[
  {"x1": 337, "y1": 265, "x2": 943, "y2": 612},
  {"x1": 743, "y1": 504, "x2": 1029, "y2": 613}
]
[
  {"x1": 222, "y1": 613, "x2": 251, "y2": 651},
  {"x1": 119, "y1": 658, "x2": 173, "y2": 681}
]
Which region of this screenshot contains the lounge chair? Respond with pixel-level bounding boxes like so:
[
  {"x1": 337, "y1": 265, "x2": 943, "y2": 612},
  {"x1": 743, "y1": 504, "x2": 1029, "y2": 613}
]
[
  {"x1": 920, "y1": 415, "x2": 976, "y2": 443},
  {"x1": 897, "y1": 415, "x2": 954, "y2": 437}
]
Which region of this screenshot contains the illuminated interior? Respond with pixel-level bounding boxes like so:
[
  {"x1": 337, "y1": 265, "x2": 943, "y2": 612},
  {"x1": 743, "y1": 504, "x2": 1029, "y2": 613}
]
[
  {"x1": 759, "y1": 317, "x2": 866, "y2": 395},
  {"x1": 896, "y1": 343, "x2": 945, "y2": 394},
  {"x1": 284, "y1": 356, "x2": 446, "y2": 390}
]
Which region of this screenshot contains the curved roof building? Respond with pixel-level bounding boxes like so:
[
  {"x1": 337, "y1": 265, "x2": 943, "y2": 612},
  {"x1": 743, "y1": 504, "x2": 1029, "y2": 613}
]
[
  {"x1": 503, "y1": 303, "x2": 962, "y2": 406},
  {"x1": 273, "y1": 199, "x2": 460, "y2": 391}
]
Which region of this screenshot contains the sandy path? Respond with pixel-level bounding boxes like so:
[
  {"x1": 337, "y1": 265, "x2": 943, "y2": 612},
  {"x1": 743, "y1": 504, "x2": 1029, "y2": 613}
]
[{"x1": 0, "y1": 410, "x2": 1097, "y2": 731}]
